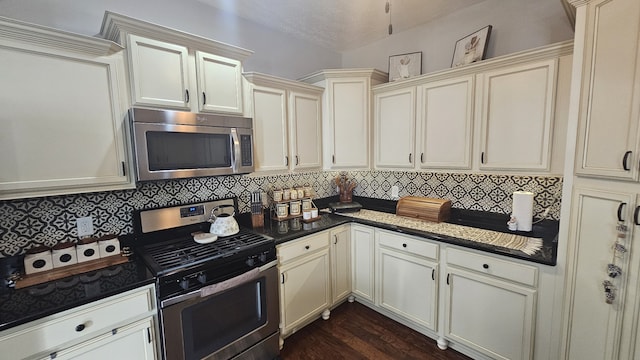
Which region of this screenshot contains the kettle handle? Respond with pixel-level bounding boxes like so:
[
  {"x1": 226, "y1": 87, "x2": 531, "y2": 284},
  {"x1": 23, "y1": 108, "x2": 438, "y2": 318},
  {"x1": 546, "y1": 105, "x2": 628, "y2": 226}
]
[{"x1": 209, "y1": 204, "x2": 236, "y2": 222}]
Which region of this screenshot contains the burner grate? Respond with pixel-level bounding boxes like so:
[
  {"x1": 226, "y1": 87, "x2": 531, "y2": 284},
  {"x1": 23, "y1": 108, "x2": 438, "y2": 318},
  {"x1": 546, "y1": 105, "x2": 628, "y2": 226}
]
[{"x1": 141, "y1": 229, "x2": 272, "y2": 275}]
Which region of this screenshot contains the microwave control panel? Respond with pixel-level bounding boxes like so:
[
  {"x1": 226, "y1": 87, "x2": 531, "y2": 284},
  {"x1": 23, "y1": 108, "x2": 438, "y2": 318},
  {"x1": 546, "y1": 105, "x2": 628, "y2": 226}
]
[{"x1": 240, "y1": 135, "x2": 253, "y2": 166}]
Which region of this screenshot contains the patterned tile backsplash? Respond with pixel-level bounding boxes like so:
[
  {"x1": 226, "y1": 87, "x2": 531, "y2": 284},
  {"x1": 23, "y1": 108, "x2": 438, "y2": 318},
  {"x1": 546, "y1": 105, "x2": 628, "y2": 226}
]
[{"x1": 0, "y1": 171, "x2": 562, "y2": 257}]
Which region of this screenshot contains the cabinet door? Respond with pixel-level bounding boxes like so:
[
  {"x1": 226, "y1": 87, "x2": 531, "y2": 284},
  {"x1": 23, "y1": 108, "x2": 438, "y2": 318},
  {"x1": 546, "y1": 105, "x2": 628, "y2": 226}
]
[
  {"x1": 327, "y1": 78, "x2": 370, "y2": 169},
  {"x1": 478, "y1": 59, "x2": 557, "y2": 170},
  {"x1": 289, "y1": 91, "x2": 322, "y2": 170},
  {"x1": 250, "y1": 86, "x2": 289, "y2": 172},
  {"x1": 351, "y1": 225, "x2": 375, "y2": 303},
  {"x1": 330, "y1": 226, "x2": 351, "y2": 304},
  {"x1": 563, "y1": 188, "x2": 635, "y2": 360},
  {"x1": 374, "y1": 87, "x2": 416, "y2": 169},
  {"x1": 128, "y1": 35, "x2": 190, "y2": 109},
  {"x1": 279, "y1": 249, "x2": 330, "y2": 335},
  {"x1": 51, "y1": 318, "x2": 156, "y2": 360},
  {"x1": 417, "y1": 76, "x2": 474, "y2": 169},
  {"x1": 444, "y1": 269, "x2": 536, "y2": 360},
  {"x1": 574, "y1": 0, "x2": 640, "y2": 180},
  {"x1": 0, "y1": 45, "x2": 131, "y2": 200},
  {"x1": 378, "y1": 247, "x2": 438, "y2": 331},
  {"x1": 195, "y1": 51, "x2": 243, "y2": 115}
]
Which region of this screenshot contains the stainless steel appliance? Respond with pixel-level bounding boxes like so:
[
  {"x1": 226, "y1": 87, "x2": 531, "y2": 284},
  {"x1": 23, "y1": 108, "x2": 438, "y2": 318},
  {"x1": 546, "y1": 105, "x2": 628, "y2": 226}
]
[
  {"x1": 132, "y1": 198, "x2": 279, "y2": 360},
  {"x1": 130, "y1": 108, "x2": 254, "y2": 181}
]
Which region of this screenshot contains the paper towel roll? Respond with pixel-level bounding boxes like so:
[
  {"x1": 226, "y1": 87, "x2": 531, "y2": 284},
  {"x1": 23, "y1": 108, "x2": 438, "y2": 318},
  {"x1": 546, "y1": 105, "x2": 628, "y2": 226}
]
[{"x1": 512, "y1": 191, "x2": 534, "y2": 231}]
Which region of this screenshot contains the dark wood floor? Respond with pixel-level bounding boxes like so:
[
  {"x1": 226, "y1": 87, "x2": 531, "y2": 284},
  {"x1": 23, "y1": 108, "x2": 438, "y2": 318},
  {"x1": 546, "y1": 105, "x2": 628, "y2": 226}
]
[{"x1": 279, "y1": 301, "x2": 472, "y2": 360}]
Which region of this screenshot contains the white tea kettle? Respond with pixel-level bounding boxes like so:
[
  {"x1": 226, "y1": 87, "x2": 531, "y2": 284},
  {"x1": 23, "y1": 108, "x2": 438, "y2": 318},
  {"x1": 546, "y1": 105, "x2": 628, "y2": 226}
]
[{"x1": 208, "y1": 204, "x2": 240, "y2": 237}]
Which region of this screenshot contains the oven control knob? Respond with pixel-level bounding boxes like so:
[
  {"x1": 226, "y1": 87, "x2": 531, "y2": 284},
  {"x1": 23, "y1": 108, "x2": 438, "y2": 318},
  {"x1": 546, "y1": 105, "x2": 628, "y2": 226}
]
[
  {"x1": 259, "y1": 253, "x2": 267, "y2": 263},
  {"x1": 246, "y1": 257, "x2": 255, "y2": 267},
  {"x1": 179, "y1": 278, "x2": 189, "y2": 290},
  {"x1": 197, "y1": 273, "x2": 207, "y2": 284}
]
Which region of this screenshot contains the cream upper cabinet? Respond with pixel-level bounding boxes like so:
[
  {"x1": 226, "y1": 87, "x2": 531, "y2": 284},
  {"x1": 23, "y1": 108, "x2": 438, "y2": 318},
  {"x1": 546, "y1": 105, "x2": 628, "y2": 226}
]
[
  {"x1": 417, "y1": 76, "x2": 474, "y2": 169},
  {"x1": 478, "y1": 59, "x2": 557, "y2": 171},
  {"x1": 100, "y1": 11, "x2": 251, "y2": 115},
  {"x1": 289, "y1": 91, "x2": 322, "y2": 170},
  {"x1": 195, "y1": 51, "x2": 243, "y2": 114},
  {"x1": 0, "y1": 17, "x2": 134, "y2": 200},
  {"x1": 299, "y1": 69, "x2": 387, "y2": 170},
  {"x1": 374, "y1": 86, "x2": 417, "y2": 169},
  {"x1": 249, "y1": 85, "x2": 289, "y2": 172},
  {"x1": 244, "y1": 72, "x2": 323, "y2": 173},
  {"x1": 573, "y1": 0, "x2": 640, "y2": 181},
  {"x1": 128, "y1": 35, "x2": 191, "y2": 109}
]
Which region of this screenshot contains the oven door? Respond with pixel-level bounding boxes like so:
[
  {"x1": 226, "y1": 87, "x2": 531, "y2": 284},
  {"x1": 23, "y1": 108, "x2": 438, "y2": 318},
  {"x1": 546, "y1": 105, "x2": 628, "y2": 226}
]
[
  {"x1": 132, "y1": 121, "x2": 254, "y2": 181},
  {"x1": 160, "y1": 263, "x2": 279, "y2": 360}
]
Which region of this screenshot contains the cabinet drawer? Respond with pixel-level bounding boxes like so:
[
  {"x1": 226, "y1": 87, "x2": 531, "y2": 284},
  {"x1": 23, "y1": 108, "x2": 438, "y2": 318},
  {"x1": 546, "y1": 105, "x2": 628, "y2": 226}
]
[
  {"x1": 446, "y1": 248, "x2": 538, "y2": 287},
  {"x1": 277, "y1": 231, "x2": 330, "y2": 263},
  {"x1": 0, "y1": 285, "x2": 154, "y2": 359},
  {"x1": 378, "y1": 230, "x2": 438, "y2": 260}
]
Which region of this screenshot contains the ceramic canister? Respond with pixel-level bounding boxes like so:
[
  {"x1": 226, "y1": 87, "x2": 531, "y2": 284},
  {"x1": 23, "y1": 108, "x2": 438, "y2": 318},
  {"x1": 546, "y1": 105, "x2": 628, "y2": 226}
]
[
  {"x1": 52, "y1": 241, "x2": 77, "y2": 268},
  {"x1": 76, "y1": 237, "x2": 100, "y2": 263},
  {"x1": 24, "y1": 246, "x2": 53, "y2": 275},
  {"x1": 97, "y1": 234, "x2": 121, "y2": 258}
]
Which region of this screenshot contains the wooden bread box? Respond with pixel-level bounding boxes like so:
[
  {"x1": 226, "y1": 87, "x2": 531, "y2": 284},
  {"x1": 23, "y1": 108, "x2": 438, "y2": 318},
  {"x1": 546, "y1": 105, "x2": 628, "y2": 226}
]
[{"x1": 396, "y1": 196, "x2": 452, "y2": 223}]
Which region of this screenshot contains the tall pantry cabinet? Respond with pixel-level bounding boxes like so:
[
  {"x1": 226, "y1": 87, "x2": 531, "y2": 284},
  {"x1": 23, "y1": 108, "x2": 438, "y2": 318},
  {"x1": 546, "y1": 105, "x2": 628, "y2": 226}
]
[{"x1": 562, "y1": 0, "x2": 640, "y2": 359}]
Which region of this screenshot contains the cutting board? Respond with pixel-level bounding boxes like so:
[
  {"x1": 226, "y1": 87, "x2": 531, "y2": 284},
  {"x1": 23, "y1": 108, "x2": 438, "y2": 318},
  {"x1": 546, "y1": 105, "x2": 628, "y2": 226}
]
[{"x1": 396, "y1": 196, "x2": 451, "y2": 223}]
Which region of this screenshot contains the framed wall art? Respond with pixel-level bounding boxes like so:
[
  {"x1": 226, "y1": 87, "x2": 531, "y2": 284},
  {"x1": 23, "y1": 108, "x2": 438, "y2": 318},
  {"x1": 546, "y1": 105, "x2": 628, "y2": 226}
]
[
  {"x1": 388, "y1": 51, "x2": 422, "y2": 82},
  {"x1": 451, "y1": 25, "x2": 492, "y2": 68}
]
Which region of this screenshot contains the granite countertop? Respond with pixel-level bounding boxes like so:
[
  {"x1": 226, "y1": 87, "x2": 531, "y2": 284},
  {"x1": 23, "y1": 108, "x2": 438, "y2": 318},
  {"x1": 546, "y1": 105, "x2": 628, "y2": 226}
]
[
  {"x1": 239, "y1": 196, "x2": 558, "y2": 266},
  {"x1": 0, "y1": 256, "x2": 154, "y2": 332}
]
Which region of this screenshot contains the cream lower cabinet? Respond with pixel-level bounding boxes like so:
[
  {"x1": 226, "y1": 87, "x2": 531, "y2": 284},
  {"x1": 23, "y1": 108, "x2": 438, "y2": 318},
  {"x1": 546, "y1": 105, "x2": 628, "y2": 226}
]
[
  {"x1": 0, "y1": 17, "x2": 133, "y2": 200},
  {"x1": 244, "y1": 73, "x2": 323, "y2": 172},
  {"x1": 0, "y1": 285, "x2": 158, "y2": 360},
  {"x1": 44, "y1": 317, "x2": 156, "y2": 360},
  {"x1": 562, "y1": 186, "x2": 640, "y2": 360},
  {"x1": 330, "y1": 225, "x2": 352, "y2": 304},
  {"x1": 277, "y1": 231, "x2": 331, "y2": 338},
  {"x1": 351, "y1": 224, "x2": 376, "y2": 303},
  {"x1": 444, "y1": 248, "x2": 538, "y2": 360},
  {"x1": 376, "y1": 230, "x2": 439, "y2": 332}
]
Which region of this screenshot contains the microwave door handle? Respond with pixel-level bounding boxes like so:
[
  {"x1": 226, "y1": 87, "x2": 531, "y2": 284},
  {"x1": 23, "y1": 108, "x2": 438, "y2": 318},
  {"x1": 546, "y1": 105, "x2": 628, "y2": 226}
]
[{"x1": 230, "y1": 128, "x2": 240, "y2": 172}]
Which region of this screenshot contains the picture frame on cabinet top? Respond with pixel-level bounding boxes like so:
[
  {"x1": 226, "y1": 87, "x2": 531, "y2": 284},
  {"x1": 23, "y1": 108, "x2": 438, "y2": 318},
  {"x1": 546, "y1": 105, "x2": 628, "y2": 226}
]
[
  {"x1": 451, "y1": 25, "x2": 492, "y2": 68},
  {"x1": 388, "y1": 51, "x2": 422, "y2": 82}
]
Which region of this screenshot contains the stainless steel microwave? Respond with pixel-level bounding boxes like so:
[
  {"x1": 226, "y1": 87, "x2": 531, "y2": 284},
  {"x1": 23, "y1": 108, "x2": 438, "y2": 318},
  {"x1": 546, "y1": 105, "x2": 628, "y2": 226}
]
[{"x1": 129, "y1": 108, "x2": 254, "y2": 182}]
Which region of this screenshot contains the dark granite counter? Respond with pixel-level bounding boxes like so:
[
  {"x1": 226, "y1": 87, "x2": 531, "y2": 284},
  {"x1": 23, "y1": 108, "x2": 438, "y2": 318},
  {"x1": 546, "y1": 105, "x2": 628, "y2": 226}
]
[
  {"x1": 0, "y1": 255, "x2": 154, "y2": 332},
  {"x1": 238, "y1": 196, "x2": 558, "y2": 266}
]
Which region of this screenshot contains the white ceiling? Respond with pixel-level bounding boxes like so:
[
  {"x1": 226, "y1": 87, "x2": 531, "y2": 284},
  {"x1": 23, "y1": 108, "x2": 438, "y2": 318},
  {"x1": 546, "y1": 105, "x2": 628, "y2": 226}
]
[{"x1": 195, "y1": 0, "x2": 489, "y2": 51}]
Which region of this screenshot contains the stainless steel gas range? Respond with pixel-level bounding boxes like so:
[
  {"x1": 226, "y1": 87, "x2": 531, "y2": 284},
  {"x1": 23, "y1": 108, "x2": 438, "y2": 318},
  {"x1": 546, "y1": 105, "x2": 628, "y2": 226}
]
[{"x1": 132, "y1": 198, "x2": 279, "y2": 360}]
